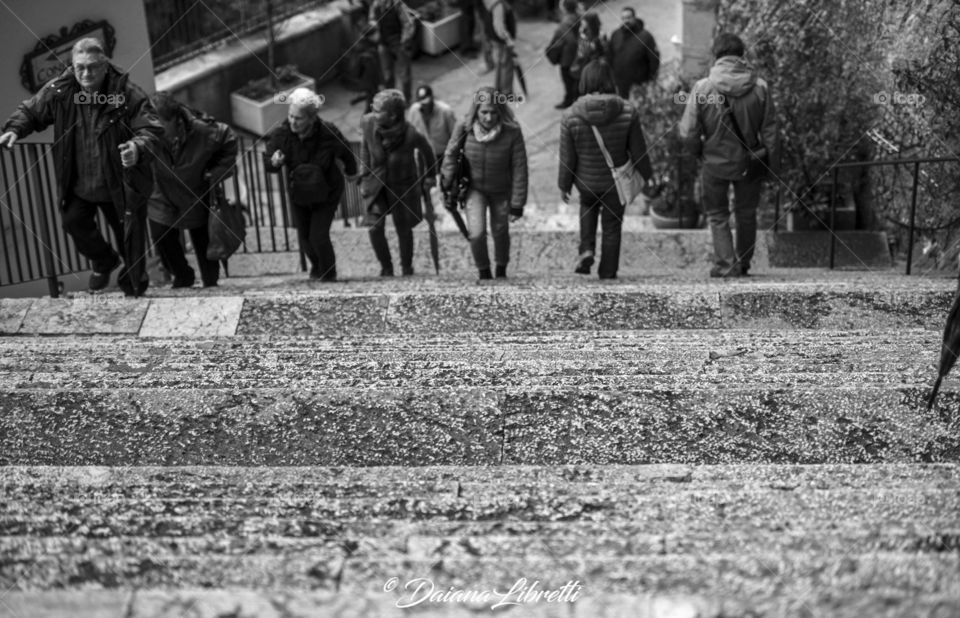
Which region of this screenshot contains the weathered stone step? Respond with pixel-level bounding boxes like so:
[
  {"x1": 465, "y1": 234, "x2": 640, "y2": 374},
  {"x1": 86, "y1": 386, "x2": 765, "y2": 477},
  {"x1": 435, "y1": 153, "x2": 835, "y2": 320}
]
[
  {"x1": 3, "y1": 588, "x2": 958, "y2": 618},
  {"x1": 2, "y1": 278, "x2": 953, "y2": 335},
  {"x1": 1, "y1": 382, "x2": 957, "y2": 467},
  {"x1": 3, "y1": 465, "x2": 956, "y2": 533},
  {"x1": 3, "y1": 549, "x2": 958, "y2": 594},
  {"x1": 0, "y1": 330, "x2": 942, "y2": 389},
  {"x1": 1, "y1": 466, "x2": 957, "y2": 597},
  {"x1": 222, "y1": 228, "x2": 892, "y2": 276}
]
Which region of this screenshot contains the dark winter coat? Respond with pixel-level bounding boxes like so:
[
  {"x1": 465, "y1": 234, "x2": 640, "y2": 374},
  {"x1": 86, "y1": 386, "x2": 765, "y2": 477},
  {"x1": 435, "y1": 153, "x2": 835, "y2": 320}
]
[
  {"x1": 440, "y1": 120, "x2": 528, "y2": 215},
  {"x1": 607, "y1": 22, "x2": 660, "y2": 91},
  {"x1": 546, "y1": 14, "x2": 580, "y2": 69},
  {"x1": 267, "y1": 118, "x2": 358, "y2": 206},
  {"x1": 359, "y1": 116, "x2": 435, "y2": 210},
  {"x1": 558, "y1": 94, "x2": 652, "y2": 196},
  {"x1": 148, "y1": 105, "x2": 239, "y2": 229},
  {"x1": 2, "y1": 65, "x2": 162, "y2": 213},
  {"x1": 678, "y1": 56, "x2": 778, "y2": 180}
]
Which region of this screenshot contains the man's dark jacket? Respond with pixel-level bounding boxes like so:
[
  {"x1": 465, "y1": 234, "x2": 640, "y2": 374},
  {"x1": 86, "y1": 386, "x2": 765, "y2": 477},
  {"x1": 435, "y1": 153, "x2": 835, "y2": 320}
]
[
  {"x1": 607, "y1": 22, "x2": 660, "y2": 92},
  {"x1": 2, "y1": 65, "x2": 162, "y2": 214},
  {"x1": 148, "y1": 104, "x2": 239, "y2": 229}
]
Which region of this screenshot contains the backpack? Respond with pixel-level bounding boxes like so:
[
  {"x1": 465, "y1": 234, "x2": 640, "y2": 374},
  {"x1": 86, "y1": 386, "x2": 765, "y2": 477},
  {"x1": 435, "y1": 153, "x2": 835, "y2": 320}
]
[{"x1": 289, "y1": 163, "x2": 330, "y2": 205}]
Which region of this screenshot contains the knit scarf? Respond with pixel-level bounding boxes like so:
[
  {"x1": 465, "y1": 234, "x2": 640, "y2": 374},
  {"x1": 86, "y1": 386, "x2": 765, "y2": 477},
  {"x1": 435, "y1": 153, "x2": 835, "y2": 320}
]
[
  {"x1": 473, "y1": 121, "x2": 502, "y2": 143},
  {"x1": 377, "y1": 119, "x2": 407, "y2": 151}
]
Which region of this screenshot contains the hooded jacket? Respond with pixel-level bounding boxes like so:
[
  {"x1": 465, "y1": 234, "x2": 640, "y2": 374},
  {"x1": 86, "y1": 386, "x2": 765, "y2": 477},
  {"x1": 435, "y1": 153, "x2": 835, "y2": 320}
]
[
  {"x1": 2, "y1": 65, "x2": 162, "y2": 213},
  {"x1": 148, "y1": 105, "x2": 239, "y2": 229},
  {"x1": 558, "y1": 94, "x2": 653, "y2": 196},
  {"x1": 678, "y1": 56, "x2": 778, "y2": 181}
]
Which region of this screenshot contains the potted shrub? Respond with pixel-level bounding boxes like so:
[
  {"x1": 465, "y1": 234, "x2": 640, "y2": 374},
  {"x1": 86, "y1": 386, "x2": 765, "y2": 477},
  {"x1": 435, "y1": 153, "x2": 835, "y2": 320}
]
[
  {"x1": 231, "y1": 64, "x2": 315, "y2": 135},
  {"x1": 639, "y1": 62, "x2": 704, "y2": 229},
  {"x1": 229, "y1": 0, "x2": 316, "y2": 135}
]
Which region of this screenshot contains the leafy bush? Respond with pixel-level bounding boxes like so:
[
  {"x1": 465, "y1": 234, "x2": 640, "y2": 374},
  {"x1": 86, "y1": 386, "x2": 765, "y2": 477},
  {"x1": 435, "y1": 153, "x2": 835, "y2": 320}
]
[{"x1": 638, "y1": 60, "x2": 700, "y2": 218}]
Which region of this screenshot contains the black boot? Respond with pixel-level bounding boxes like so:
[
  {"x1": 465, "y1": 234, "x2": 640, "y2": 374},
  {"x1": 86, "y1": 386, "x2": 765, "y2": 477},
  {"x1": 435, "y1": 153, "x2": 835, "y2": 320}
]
[
  {"x1": 478, "y1": 267, "x2": 493, "y2": 280},
  {"x1": 495, "y1": 265, "x2": 507, "y2": 279}
]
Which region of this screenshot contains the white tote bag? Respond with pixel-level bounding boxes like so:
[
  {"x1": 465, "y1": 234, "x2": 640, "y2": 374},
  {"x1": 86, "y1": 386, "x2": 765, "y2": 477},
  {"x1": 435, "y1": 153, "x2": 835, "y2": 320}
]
[{"x1": 590, "y1": 125, "x2": 644, "y2": 205}]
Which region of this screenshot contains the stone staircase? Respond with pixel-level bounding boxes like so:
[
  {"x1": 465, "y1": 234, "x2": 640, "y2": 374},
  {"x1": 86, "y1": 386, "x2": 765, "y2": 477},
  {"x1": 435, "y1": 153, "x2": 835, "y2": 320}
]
[{"x1": 1, "y1": 230, "x2": 959, "y2": 617}]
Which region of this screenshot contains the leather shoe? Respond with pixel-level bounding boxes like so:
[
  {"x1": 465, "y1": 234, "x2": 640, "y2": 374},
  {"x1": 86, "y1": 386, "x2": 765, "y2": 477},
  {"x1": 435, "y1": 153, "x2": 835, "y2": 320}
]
[
  {"x1": 88, "y1": 254, "x2": 120, "y2": 291},
  {"x1": 574, "y1": 251, "x2": 594, "y2": 274}
]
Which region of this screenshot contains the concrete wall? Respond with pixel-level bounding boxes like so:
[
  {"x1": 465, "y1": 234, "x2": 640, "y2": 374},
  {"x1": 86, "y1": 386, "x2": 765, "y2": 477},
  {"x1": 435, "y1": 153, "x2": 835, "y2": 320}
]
[
  {"x1": 156, "y1": 1, "x2": 363, "y2": 124},
  {"x1": 680, "y1": 0, "x2": 718, "y2": 81},
  {"x1": 0, "y1": 1, "x2": 156, "y2": 142}
]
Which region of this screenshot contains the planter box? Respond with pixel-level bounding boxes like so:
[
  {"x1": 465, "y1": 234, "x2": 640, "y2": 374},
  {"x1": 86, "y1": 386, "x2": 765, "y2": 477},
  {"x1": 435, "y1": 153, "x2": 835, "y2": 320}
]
[
  {"x1": 786, "y1": 207, "x2": 856, "y2": 232},
  {"x1": 230, "y1": 72, "x2": 316, "y2": 136},
  {"x1": 420, "y1": 10, "x2": 461, "y2": 56}
]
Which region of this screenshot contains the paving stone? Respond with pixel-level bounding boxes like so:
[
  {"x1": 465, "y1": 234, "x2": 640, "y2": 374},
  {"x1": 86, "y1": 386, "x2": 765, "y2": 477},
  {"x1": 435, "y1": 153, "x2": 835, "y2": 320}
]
[
  {"x1": 139, "y1": 297, "x2": 244, "y2": 338},
  {"x1": 0, "y1": 298, "x2": 32, "y2": 334},
  {"x1": 18, "y1": 296, "x2": 150, "y2": 335}
]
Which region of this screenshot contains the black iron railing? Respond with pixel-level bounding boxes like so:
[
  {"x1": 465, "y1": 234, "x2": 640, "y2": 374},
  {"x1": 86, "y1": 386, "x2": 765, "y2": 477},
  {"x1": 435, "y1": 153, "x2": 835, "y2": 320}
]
[
  {"x1": 146, "y1": 0, "x2": 330, "y2": 72},
  {"x1": 825, "y1": 156, "x2": 960, "y2": 274},
  {"x1": 0, "y1": 138, "x2": 364, "y2": 296}
]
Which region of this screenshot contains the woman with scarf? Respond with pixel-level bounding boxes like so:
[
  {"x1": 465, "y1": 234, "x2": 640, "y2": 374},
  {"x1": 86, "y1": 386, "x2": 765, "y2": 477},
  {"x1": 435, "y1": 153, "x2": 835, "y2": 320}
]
[
  {"x1": 441, "y1": 87, "x2": 528, "y2": 280},
  {"x1": 359, "y1": 89, "x2": 436, "y2": 277}
]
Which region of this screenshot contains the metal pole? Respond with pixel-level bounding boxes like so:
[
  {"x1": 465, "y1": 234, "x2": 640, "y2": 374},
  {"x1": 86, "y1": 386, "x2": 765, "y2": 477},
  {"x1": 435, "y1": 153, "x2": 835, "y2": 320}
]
[
  {"x1": 26, "y1": 146, "x2": 60, "y2": 297},
  {"x1": 773, "y1": 138, "x2": 781, "y2": 233},
  {"x1": 906, "y1": 160, "x2": 920, "y2": 275},
  {"x1": 828, "y1": 166, "x2": 838, "y2": 270}
]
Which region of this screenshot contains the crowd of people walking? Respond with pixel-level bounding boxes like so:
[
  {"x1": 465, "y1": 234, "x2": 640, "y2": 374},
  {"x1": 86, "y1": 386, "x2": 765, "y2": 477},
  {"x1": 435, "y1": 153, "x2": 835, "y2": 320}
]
[{"x1": 0, "y1": 2, "x2": 777, "y2": 293}]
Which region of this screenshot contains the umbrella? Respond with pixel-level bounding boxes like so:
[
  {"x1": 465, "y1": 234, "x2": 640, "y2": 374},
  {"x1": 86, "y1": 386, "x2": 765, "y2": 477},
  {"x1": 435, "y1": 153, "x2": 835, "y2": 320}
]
[
  {"x1": 927, "y1": 288, "x2": 960, "y2": 409},
  {"x1": 118, "y1": 165, "x2": 151, "y2": 297},
  {"x1": 415, "y1": 149, "x2": 441, "y2": 275},
  {"x1": 512, "y1": 50, "x2": 528, "y2": 98},
  {"x1": 444, "y1": 199, "x2": 470, "y2": 240}
]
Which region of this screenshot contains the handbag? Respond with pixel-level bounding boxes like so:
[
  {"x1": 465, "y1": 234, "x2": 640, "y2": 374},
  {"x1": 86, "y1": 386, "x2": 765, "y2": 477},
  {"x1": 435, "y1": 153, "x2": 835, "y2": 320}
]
[
  {"x1": 720, "y1": 95, "x2": 769, "y2": 180},
  {"x1": 288, "y1": 163, "x2": 330, "y2": 205},
  {"x1": 206, "y1": 185, "x2": 246, "y2": 261},
  {"x1": 590, "y1": 125, "x2": 645, "y2": 205}
]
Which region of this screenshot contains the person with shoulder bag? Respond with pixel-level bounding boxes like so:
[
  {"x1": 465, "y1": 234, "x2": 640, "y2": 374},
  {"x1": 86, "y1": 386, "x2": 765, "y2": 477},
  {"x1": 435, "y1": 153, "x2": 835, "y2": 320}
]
[
  {"x1": 678, "y1": 32, "x2": 778, "y2": 278},
  {"x1": 266, "y1": 88, "x2": 358, "y2": 282},
  {"x1": 441, "y1": 86, "x2": 527, "y2": 280},
  {"x1": 147, "y1": 92, "x2": 238, "y2": 288},
  {"x1": 559, "y1": 60, "x2": 654, "y2": 279}
]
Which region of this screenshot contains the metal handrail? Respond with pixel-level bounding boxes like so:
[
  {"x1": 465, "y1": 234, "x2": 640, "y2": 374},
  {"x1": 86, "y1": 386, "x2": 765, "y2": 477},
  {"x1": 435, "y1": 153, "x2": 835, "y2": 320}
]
[
  {"x1": 824, "y1": 156, "x2": 960, "y2": 273},
  {"x1": 0, "y1": 137, "x2": 365, "y2": 295}
]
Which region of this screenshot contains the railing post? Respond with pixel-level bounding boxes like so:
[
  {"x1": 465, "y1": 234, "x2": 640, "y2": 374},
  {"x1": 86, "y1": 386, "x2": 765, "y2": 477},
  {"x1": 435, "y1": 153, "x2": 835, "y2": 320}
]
[
  {"x1": 773, "y1": 137, "x2": 781, "y2": 233},
  {"x1": 906, "y1": 160, "x2": 920, "y2": 275},
  {"x1": 26, "y1": 146, "x2": 60, "y2": 297},
  {"x1": 828, "y1": 166, "x2": 838, "y2": 270}
]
